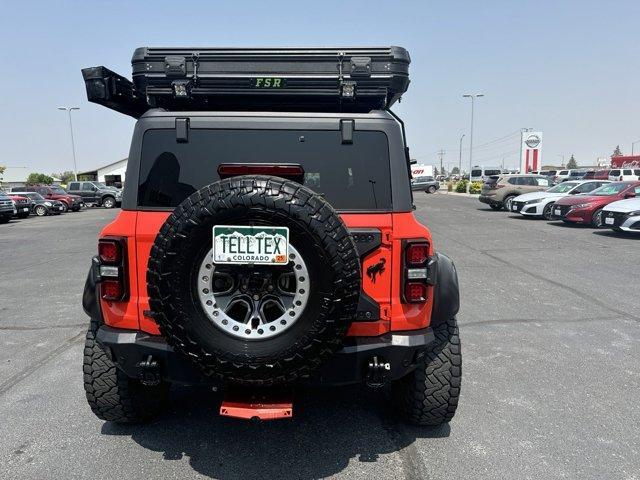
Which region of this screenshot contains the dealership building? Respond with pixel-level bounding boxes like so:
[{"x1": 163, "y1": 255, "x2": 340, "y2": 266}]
[{"x1": 78, "y1": 158, "x2": 128, "y2": 186}]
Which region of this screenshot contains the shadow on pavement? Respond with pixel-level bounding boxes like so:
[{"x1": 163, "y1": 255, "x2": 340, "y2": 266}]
[
  {"x1": 592, "y1": 230, "x2": 640, "y2": 239},
  {"x1": 101, "y1": 385, "x2": 449, "y2": 479}
]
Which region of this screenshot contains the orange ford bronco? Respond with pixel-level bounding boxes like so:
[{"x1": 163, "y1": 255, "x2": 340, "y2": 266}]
[{"x1": 81, "y1": 47, "x2": 461, "y2": 425}]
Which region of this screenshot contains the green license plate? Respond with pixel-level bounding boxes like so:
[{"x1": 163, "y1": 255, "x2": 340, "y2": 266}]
[{"x1": 213, "y1": 225, "x2": 289, "y2": 265}]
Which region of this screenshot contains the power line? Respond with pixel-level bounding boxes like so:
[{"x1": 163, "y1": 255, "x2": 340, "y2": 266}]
[{"x1": 413, "y1": 129, "x2": 521, "y2": 160}]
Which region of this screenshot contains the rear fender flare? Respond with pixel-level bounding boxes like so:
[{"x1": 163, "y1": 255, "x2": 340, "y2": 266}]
[{"x1": 430, "y1": 253, "x2": 460, "y2": 325}]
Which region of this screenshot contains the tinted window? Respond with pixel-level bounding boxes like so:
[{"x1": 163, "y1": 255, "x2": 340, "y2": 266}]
[
  {"x1": 81, "y1": 182, "x2": 94, "y2": 191},
  {"x1": 623, "y1": 170, "x2": 632, "y2": 175},
  {"x1": 559, "y1": 170, "x2": 568, "y2": 175},
  {"x1": 635, "y1": 170, "x2": 640, "y2": 175},
  {"x1": 484, "y1": 169, "x2": 501, "y2": 176},
  {"x1": 138, "y1": 129, "x2": 392, "y2": 210},
  {"x1": 507, "y1": 177, "x2": 520, "y2": 185},
  {"x1": 69, "y1": 182, "x2": 80, "y2": 190},
  {"x1": 635, "y1": 186, "x2": 640, "y2": 194},
  {"x1": 610, "y1": 170, "x2": 620, "y2": 176},
  {"x1": 471, "y1": 169, "x2": 482, "y2": 177}
]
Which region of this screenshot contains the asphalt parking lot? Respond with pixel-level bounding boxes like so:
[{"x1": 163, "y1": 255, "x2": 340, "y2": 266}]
[{"x1": 1, "y1": 196, "x2": 639, "y2": 480}]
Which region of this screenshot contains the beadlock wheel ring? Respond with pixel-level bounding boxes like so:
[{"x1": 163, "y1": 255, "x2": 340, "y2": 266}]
[{"x1": 196, "y1": 244, "x2": 310, "y2": 340}]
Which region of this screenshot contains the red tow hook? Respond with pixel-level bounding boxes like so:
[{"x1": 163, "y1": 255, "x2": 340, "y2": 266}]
[{"x1": 220, "y1": 387, "x2": 293, "y2": 421}]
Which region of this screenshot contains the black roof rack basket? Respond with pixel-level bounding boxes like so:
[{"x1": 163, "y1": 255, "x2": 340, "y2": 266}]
[{"x1": 82, "y1": 47, "x2": 410, "y2": 118}]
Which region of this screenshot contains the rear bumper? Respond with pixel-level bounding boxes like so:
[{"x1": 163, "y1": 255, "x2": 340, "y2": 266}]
[
  {"x1": 95, "y1": 325, "x2": 435, "y2": 387},
  {"x1": 479, "y1": 194, "x2": 500, "y2": 206}
]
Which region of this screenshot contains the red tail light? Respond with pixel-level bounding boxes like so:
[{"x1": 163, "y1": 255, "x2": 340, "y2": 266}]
[
  {"x1": 99, "y1": 237, "x2": 128, "y2": 301},
  {"x1": 405, "y1": 242, "x2": 429, "y2": 266},
  {"x1": 404, "y1": 282, "x2": 427, "y2": 303},
  {"x1": 402, "y1": 240, "x2": 431, "y2": 304},
  {"x1": 98, "y1": 239, "x2": 121, "y2": 264}
]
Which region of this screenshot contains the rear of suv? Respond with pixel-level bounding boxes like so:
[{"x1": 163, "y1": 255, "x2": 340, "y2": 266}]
[
  {"x1": 67, "y1": 181, "x2": 121, "y2": 208},
  {"x1": 80, "y1": 46, "x2": 461, "y2": 426},
  {"x1": 479, "y1": 174, "x2": 552, "y2": 211}
]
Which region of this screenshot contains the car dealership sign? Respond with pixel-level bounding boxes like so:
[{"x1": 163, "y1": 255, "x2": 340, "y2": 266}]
[{"x1": 520, "y1": 131, "x2": 543, "y2": 173}]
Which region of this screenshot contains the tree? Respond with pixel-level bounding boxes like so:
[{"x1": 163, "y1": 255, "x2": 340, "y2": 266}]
[
  {"x1": 433, "y1": 166, "x2": 439, "y2": 176},
  {"x1": 26, "y1": 173, "x2": 54, "y2": 185},
  {"x1": 451, "y1": 166, "x2": 460, "y2": 175},
  {"x1": 566, "y1": 155, "x2": 578, "y2": 169},
  {"x1": 612, "y1": 145, "x2": 623, "y2": 157},
  {"x1": 52, "y1": 171, "x2": 75, "y2": 185}
]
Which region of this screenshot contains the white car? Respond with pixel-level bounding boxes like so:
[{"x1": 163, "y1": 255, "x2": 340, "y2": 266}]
[
  {"x1": 510, "y1": 180, "x2": 610, "y2": 219},
  {"x1": 608, "y1": 168, "x2": 640, "y2": 182},
  {"x1": 601, "y1": 196, "x2": 640, "y2": 232}
]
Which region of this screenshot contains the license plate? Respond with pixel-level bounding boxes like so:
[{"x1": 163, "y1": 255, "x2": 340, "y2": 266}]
[
  {"x1": 213, "y1": 225, "x2": 289, "y2": 265},
  {"x1": 555, "y1": 209, "x2": 561, "y2": 216},
  {"x1": 22, "y1": 208, "x2": 29, "y2": 212},
  {"x1": 605, "y1": 217, "x2": 614, "y2": 225}
]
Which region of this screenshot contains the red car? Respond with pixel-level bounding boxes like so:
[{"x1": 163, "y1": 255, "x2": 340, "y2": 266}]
[{"x1": 552, "y1": 181, "x2": 640, "y2": 226}]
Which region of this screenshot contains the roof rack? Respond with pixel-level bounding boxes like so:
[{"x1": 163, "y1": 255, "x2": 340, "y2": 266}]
[{"x1": 82, "y1": 47, "x2": 410, "y2": 118}]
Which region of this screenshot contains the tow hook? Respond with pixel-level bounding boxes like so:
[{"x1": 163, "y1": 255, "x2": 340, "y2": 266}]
[
  {"x1": 136, "y1": 355, "x2": 161, "y2": 386},
  {"x1": 365, "y1": 356, "x2": 391, "y2": 388}
]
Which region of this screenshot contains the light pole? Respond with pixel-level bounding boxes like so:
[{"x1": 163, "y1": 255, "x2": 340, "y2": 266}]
[
  {"x1": 462, "y1": 94, "x2": 484, "y2": 190},
  {"x1": 557, "y1": 154, "x2": 565, "y2": 167},
  {"x1": 632, "y1": 140, "x2": 640, "y2": 155},
  {"x1": 58, "y1": 107, "x2": 80, "y2": 181},
  {"x1": 458, "y1": 133, "x2": 465, "y2": 176}
]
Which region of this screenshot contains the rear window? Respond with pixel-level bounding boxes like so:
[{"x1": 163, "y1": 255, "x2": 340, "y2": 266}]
[
  {"x1": 138, "y1": 129, "x2": 392, "y2": 211},
  {"x1": 471, "y1": 169, "x2": 482, "y2": 177},
  {"x1": 610, "y1": 170, "x2": 620, "y2": 175},
  {"x1": 484, "y1": 169, "x2": 501, "y2": 176}
]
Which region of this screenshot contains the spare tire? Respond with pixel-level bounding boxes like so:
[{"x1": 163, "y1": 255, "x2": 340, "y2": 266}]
[{"x1": 147, "y1": 176, "x2": 361, "y2": 386}]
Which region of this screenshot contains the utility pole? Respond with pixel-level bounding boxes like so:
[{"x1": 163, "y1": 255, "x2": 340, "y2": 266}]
[
  {"x1": 437, "y1": 149, "x2": 446, "y2": 178},
  {"x1": 463, "y1": 94, "x2": 484, "y2": 191},
  {"x1": 632, "y1": 139, "x2": 640, "y2": 155},
  {"x1": 58, "y1": 107, "x2": 80, "y2": 181},
  {"x1": 458, "y1": 134, "x2": 465, "y2": 176}
]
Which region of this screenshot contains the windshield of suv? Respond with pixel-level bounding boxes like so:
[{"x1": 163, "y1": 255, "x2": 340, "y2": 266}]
[
  {"x1": 50, "y1": 186, "x2": 67, "y2": 194},
  {"x1": 138, "y1": 129, "x2": 393, "y2": 210},
  {"x1": 590, "y1": 183, "x2": 628, "y2": 196},
  {"x1": 547, "y1": 182, "x2": 579, "y2": 193}
]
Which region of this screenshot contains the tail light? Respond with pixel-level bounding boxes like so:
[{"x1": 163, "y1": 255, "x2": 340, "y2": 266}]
[
  {"x1": 218, "y1": 163, "x2": 305, "y2": 183},
  {"x1": 402, "y1": 240, "x2": 430, "y2": 304},
  {"x1": 98, "y1": 237, "x2": 128, "y2": 301}
]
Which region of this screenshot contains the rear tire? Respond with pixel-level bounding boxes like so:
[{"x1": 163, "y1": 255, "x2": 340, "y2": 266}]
[
  {"x1": 83, "y1": 320, "x2": 168, "y2": 423},
  {"x1": 392, "y1": 317, "x2": 461, "y2": 426},
  {"x1": 502, "y1": 195, "x2": 516, "y2": 211}
]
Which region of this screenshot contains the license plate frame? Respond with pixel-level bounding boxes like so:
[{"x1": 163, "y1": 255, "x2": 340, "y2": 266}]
[{"x1": 213, "y1": 225, "x2": 289, "y2": 265}]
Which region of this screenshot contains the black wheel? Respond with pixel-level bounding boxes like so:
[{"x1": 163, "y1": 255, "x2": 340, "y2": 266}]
[
  {"x1": 502, "y1": 195, "x2": 516, "y2": 211},
  {"x1": 392, "y1": 317, "x2": 461, "y2": 426},
  {"x1": 592, "y1": 208, "x2": 603, "y2": 228},
  {"x1": 83, "y1": 319, "x2": 168, "y2": 423},
  {"x1": 34, "y1": 205, "x2": 47, "y2": 216},
  {"x1": 427, "y1": 185, "x2": 437, "y2": 194},
  {"x1": 489, "y1": 204, "x2": 502, "y2": 211},
  {"x1": 542, "y1": 203, "x2": 554, "y2": 220},
  {"x1": 102, "y1": 196, "x2": 116, "y2": 208},
  {"x1": 147, "y1": 176, "x2": 361, "y2": 386}
]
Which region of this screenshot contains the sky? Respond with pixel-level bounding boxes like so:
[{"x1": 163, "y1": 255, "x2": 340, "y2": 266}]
[{"x1": 1, "y1": 0, "x2": 639, "y2": 174}]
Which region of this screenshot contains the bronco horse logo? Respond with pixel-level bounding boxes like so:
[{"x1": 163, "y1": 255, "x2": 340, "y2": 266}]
[{"x1": 366, "y1": 258, "x2": 386, "y2": 283}]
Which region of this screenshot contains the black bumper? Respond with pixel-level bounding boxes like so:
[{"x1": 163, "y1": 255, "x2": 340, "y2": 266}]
[
  {"x1": 95, "y1": 325, "x2": 435, "y2": 387},
  {"x1": 479, "y1": 194, "x2": 500, "y2": 206}
]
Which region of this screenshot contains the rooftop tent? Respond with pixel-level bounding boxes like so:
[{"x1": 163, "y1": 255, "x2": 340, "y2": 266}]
[{"x1": 82, "y1": 47, "x2": 410, "y2": 118}]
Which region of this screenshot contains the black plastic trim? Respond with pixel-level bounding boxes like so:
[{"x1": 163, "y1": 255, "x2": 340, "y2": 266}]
[{"x1": 430, "y1": 253, "x2": 460, "y2": 325}]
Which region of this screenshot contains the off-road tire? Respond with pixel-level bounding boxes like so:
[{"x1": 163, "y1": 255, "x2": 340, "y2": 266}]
[
  {"x1": 147, "y1": 175, "x2": 361, "y2": 386},
  {"x1": 83, "y1": 319, "x2": 168, "y2": 422},
  {"x1": 392, "y1": 317, "x2": 461, "y2": 426}
]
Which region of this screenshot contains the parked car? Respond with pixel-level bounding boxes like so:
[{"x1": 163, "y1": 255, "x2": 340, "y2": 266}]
[
  {"x1": 582, "y1": 169, "x2": 610, "y2": 180},
  {"x1": 8, "y1": 194, "x2": 33, "y2": 219},
  {"x1": 510, "y1": 180, "x2": 610, "y2": 219},
  {"x1": 66, "y1": 181, "x2": 122, "y2": 208},
  {"x1": 554, "y1": 169, "x2": 571, "y2": 183},
  {"x1": 479, "y1": 174, "x2": 553, "y2": 211},
  {"x1": 608, "y1": 168, "x2": 640, "y2": 182},
  {"x1": 471, "y1": 166, "x2": 502, "y2": 182},
  {"x1": 18, "y1": 192, "x2": 65, "y2": 216},
  {"x1": 551, "y1": 181, "x2": 640, "y2": 226},
  {"x1": 0, "y1": 192, "x2": 16, "y2": 223},
  {"x1": 12, "y1": 185, "x2": 82, "y2": 212},
  {"x1": 601, "y1": 195, "x2": 640, "y2": 233},
  {"x1": 411, "y1": 175, "x2": 440, "y2": 193}
]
